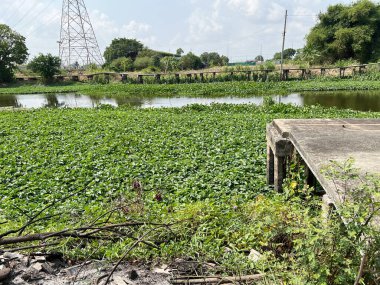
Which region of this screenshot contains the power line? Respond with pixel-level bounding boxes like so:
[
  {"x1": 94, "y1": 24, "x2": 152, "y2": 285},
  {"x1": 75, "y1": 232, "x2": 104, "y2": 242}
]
[
  {"x1": 11, "y1": 1, "x2": 46, "y2": 28},
  {"x1": 16, "y1": 0, "x2": 56, "y2": 31},
  {"x1": 3, "y1": 0, "x2": 28, "y2": 23}
]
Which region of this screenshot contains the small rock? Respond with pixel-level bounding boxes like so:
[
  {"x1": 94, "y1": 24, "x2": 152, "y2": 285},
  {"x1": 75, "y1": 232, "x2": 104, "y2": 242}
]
[
  {"x1": 21, "y1": 267, "x2": 41, "y2": 282},
  {"x1": 153, "y1": 265, "x2": 170, "y2": 275},
  {"x1": 32, "y1": 256, "x2": 46, "y2": 262},
  {"x1": 3, "y1": 252, "x2": 23, "y2": 260},
  {"x1": 0, "y1": 267, "x2": 11, "y2": 281},
  {"x1": 42, "y1": 262, "x2": 56, "y2": 275},
  {"x1": 248, "y1": 249, "x2": 263, "y2": 262},
  {"x1": 31, "y1": 263, "x2": 43, "y2": 272}
]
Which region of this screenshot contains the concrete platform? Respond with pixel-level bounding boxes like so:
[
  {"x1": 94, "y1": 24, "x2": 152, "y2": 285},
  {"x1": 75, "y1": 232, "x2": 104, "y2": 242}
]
[{"x1": 266, "y1": 119, "x2": 380, "y2": 206}]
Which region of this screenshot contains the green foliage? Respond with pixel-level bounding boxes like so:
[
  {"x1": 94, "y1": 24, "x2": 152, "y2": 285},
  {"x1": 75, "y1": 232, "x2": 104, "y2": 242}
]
[
  {"x1": 27, "y1": 53, "x2": 61, "y2": 82},
  {"x1": 176, "y1": 48, "x2": 184, "y2": 56},
  {"x1": 109, "y1": 57, "x2": 134, "y2": 72},
  {"x1": 200, "y1": 52, "x2": 229, "y2": 67},
  {"x1": 92, "y1": 73, "x2": 110, "y2": 84},
  {"x1": 134, "y1": 56, "x2": 156, "y2": 71},
  {"x1": 306, "y1": 0, "x2": 380, "y2": 63},
  {"x1": 0, "y1": 24, "x2": 28, "y2": 83},
  {"x1": 160, "y1": 56, "x2": 179, "y2": 73},
  {"x1": 0, "y1": 105, "x2": 378, "y2": 279},
  {"x1": 255, "y1": 55, "x2": 264, "y2": 62},
  {"x1": 179, "y1": 52, "x2": 204, "y2": 70},
  {"x1": 104, "y1": 38, "x2": 144, "y2": 64},
  {"x1": 273, "y1": 48, "x2": 296, "y2": 61},
  {"x1": 2, "y1": 77, "x2": 380, "y2": 97}
]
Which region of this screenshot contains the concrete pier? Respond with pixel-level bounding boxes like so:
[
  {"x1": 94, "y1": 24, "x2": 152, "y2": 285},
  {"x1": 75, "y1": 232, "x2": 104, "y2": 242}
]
[{"x1": 267, "y1": 119, "x2": 380, "y2": 206}]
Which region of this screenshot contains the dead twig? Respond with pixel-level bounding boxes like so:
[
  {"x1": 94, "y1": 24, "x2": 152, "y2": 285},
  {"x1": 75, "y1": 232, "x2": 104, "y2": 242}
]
[
  {"x1": 2, "y1": 242, "x2": 60, "y2": 253},
  {"x1": 102, "y1": 225, "x2": 164, "y2": 285}
]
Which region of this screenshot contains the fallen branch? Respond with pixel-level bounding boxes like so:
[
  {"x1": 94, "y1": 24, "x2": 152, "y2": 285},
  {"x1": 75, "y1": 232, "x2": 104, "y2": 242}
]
[{"x1": 171, "y1": 274, "x2": 265, "y2": 284}]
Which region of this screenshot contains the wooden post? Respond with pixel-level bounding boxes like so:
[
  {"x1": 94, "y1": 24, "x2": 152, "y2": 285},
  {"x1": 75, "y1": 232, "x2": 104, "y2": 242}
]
[
  {"x1": 339, "y1": 68, "x2": 345, "y2": 78},
  {"x1": 121, "y1": 74, "x2": 127, "y2": 83},
  {"x1": 301, "y1": 69, "x2": 306, "y2": 80},
  {"x1": 264, "y1": 70, "x2": 269, "y2": 81},
  {"x1": 358, "y1": 65, "x2": 366, "y2": 75},
  {"x1": 283, "y1": 69, "x2": 289, "y2": 81}
]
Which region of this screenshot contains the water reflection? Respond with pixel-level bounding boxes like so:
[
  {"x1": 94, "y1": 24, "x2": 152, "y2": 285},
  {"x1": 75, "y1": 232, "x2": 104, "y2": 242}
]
[
  {"x1": 302, "y1": 91, "x2": 380, "y2": 112},
  {"x1": 0, "y1": 91, "x2": 379, "y2": 111}
]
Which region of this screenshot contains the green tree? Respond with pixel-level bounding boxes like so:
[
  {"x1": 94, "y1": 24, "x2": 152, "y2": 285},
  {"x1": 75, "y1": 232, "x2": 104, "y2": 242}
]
[
  {"x1": 134, "y1": 56, "x2": 155, "y2": 71},
  {"x1": 305, "y1": 0, "x2": 380, "y2": 63},
  {"x1": 27, "y1": 53, "x2": 61, "y2": 82},
  {"x1": 179, "y1": 52, "x2": 204, "y2": 70},
  {"x1": 103, "y1": 38, "x2": 144, "y2": 64},
  {"x1": 200, "y1": 52, "x2": 228, "y2": 67},
  {"x1": 109, "y1": 57, "x2": 134, "y2": 72},
  {"x1": 160, "y1": 56, "x2": 179, "y2": 73},
  {"x1": 273, "y1": 48, "x2": 296, "y2": 60},
  {"x1": 0, "y1": 24, "x2": 28, "y2": 82},
  {"x1": 176, "y1": 48, "x2": 184, "y2": 56},
  {"x1": 255, "y1": 55, "x2": 264, "y2": 62}
]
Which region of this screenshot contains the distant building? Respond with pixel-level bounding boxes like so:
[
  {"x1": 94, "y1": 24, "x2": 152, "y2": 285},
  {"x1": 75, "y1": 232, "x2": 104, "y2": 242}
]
[{"x1": 228, "y1": 60, "x2": 257, "y2": 66}]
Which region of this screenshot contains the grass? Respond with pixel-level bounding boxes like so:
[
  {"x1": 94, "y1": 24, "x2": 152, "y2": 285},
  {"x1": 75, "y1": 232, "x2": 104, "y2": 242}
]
[
  {"x1": 1, "y1": 77, "x2": 380, "y2": 98},
  {"x1": 0, "y1": 103, "x2": 379, "y2": 283}
]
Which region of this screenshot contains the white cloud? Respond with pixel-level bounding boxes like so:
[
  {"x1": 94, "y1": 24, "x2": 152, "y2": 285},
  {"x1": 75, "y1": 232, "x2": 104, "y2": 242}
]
[
  {"x1": 227, "y1": 0, "x2": 260, "y2": 16},
  {"x1": 89, "y1": 11, "x2": 156, "y2": 48}
]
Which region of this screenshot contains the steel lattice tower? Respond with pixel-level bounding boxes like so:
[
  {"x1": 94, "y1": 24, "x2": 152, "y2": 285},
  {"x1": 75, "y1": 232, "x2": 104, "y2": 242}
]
[{"x1": 59, "y1": 0, "x2": 104, "y2": 68}]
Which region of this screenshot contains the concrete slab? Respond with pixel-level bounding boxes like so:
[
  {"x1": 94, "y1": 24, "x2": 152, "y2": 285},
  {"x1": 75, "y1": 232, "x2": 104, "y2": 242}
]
[{"x1": 267, "y1": 119, "x2": 380, "y2": 206}]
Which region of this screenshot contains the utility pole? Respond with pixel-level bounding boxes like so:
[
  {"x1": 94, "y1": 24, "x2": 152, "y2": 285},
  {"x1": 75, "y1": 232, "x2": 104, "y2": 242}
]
[
  {"x1": 59, "y1": 0, "x2": 104, "y2": 68},
  {"x1": 280, "y1": 10, "x2": 288, "y2": 81}
]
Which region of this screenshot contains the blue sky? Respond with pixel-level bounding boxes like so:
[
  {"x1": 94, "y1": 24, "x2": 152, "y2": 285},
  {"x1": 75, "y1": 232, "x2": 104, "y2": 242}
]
[{"x1": 0, "y1": 0, "x2": 352, "y2": 62}]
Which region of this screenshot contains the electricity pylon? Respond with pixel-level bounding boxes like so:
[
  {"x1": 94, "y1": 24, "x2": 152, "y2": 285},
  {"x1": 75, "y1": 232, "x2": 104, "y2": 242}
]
[{"x1": 59, "y1": 0, "x2": 104, "y2": 68}]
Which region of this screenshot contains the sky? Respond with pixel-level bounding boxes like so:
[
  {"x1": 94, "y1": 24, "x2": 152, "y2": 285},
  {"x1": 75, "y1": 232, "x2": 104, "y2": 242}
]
[{"x1": 0, "y1": 0, "x2": 353, "y2": 63}]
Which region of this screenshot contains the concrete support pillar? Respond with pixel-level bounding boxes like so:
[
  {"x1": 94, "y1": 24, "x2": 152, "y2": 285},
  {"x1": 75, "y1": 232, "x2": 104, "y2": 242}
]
[
  {"x1": 274, "y1": 156, "x2": 287, "y2": 191},
  {"x1": 267, "y1": 145, "x2": 274, "y2": 185},
  {"x1": 266, "y1": 123, "x2": 293, "y2": 192}
]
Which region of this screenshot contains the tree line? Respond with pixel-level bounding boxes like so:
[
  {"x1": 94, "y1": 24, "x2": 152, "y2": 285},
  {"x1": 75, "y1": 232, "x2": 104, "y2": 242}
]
[
  {"x1": 103, "y1": 38, "x2": 229, "y2": 73},
  {"x1": 1, "y1": 0, "x2": 379, "y2": 83}
]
